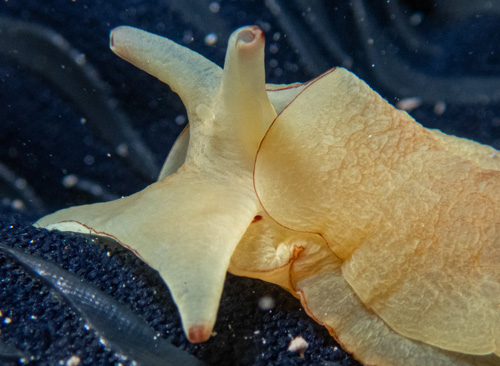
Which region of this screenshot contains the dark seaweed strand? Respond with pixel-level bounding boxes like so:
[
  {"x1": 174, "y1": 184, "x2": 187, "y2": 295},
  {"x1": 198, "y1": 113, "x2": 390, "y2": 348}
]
[
  {"x1": 385, "y1": 0, "x2": 445, "y2": 59},
  {"x1": 167, "y1": 0, "x2": 232, "y2": 48},
  {"x1": 60, "y1": 175, "x2": 120, "y2": 203},
  {"x1": 351, "y1": 0, "x2": 500, "y2": 104},
  {"x1": 0, "y1": 338, "x2": 30, "y2": 365},
  {"x1": 432, "y1": 0, "x2": 500, "y2": 21},
  {"x1": 0, "y1": 161, "x2": 46, "y2": 217},
  {"x1": 0, "y1": 245, "x2": 206, "y2": 366},
  {"x1": 264, "y1": 0, "x2": 331, "y2": 77},
  {"x1": 291, "y1": 0, "x2": 354, "y2": 69},
  {"x1": 0, "y1": 17, "x2": 159, "y2": 182}
]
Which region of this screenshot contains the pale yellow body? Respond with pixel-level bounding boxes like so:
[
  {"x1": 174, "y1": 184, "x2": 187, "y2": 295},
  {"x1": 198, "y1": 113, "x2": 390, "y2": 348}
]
[{"x1": 36, "y1": 26, "x2": 500, "y2": 366}]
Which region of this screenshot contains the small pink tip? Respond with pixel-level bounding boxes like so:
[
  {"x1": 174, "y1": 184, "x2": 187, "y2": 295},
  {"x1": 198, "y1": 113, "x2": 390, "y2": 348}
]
[
  {"x1": 109, "y1": 31, "x2": 115, "y2": 48},
  {"x1": 187, "y1": 324, "x2": 212, "y2": 343},
  {"x1": 109, "y1": 26, "x2": 124, "y2": 49},
  {"x1": 109, "y1": 26, "x2": 130, "y2": 51}
]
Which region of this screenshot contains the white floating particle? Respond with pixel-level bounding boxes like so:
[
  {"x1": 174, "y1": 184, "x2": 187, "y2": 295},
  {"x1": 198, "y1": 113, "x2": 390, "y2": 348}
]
[
  {"x1": 273, "y1": 67, "x2": 283, "y2": 77},
  {"x1": 287, "y1": 336, "x2": 308, "y2": 358},
  {"x1": 434, "y1": 101, "x2": 447, "y2": 115},
  {"x1": 66, "y1": 355, "x2": 81, "y2": 366},
  {"x1": 258, "y1": 295, "x2": 275, "y2": 311},
  {"x1": 396, "y1": 97, "x2": 422, "y2": 111},
  {"x1": 14, "y1": 178, "x2": 27, "y2": 189},
  {"x1": 204, "y1": 33, "x2": 218, "y2": 46},
  {"x1": 75, "y1": 53, "x2": 86, "y2": 66},
  {"x1": 183, "y1": 30, "x2": 194, "y2": 44},
  {"x1": 258, "y1": 21, "x2": 271, "y2": 32},
  {"x1": 11, "y1": 200, "x2": 24, "y2": 210},
  {"x1": 409, "y1": 12, "x2": 424, "y2": 26},
  {"x1": 62, "y1": 174, "x2": 78, "y2": 188},
  {"x1": 269, "y1": 44, "x2": 279, "y2": 54},
  {"x1": 83, "y1": 155, "x2": 94, "y2": 165},
  {"x1": 175, "y1": 115, "x2": 187, "y2": 125},
  {"x1": 116, "y1": 143, "x2": 128, "y2": 157},
  {"x1": 208, "y1": 1, "x2": 220, "y2": 13}
]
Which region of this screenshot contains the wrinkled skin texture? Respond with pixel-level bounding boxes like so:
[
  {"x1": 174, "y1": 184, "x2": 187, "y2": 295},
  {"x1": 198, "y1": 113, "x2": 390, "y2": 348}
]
[{"x1": 36, "y1": 26, "x2": 500, "y2": 366}]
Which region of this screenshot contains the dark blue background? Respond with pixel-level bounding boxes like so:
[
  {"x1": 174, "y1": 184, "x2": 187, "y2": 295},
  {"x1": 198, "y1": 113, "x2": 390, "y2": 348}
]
[{"x1": 1, "y1": 1, "x2": 499, "y2": 365}]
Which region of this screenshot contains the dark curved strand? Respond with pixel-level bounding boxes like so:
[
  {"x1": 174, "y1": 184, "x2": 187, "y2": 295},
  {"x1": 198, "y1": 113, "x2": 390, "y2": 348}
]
[
  {"x1": 291, "y1": 0, "x2": 354, "y2": 69},
  {"x1": 351, "y1": 0, "x2": 500, "y2": 104},
  {"x1": 264, "y1": 0, "x2": 330, "y2": 77},
  {"x1": 0, "y1": 338, "x2": 30, "y2": 365},
  {"x1": 0, "y1": 245, "x2": 206, "y2": 366},
  {"x1": 386, "y1": 0, "x2": 445, "y2": 58},
  {"x1": 0, "y1": 161, "x2": 47, "y2": 216},
  {"x1": 61, "y1": 174, "x2": 119, "y2": 203},
  {"x1": 0, "y1": 17, "x2": 159, "y2": 182},
  {"x1": 432, "y1": 0, "x2": 500, "y2": 21},
  {"x1": 167, "y1": 0, "x2": 232, "y2": 47}
]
